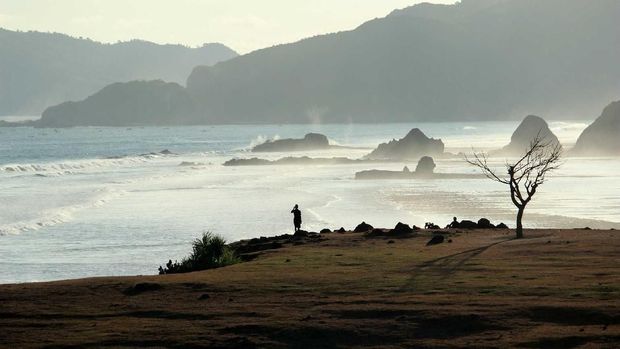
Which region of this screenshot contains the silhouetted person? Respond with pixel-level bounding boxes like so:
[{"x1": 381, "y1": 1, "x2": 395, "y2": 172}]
[
  {"x1": 291, "y1": 204, "x2": 302, "y2": 232},
  {"x1": 449, "y1": 217, "x2": 459, "y2": 229}
]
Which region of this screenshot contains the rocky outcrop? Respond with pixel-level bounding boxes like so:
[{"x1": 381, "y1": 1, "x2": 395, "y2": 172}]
[
  {"x1": 252, "y1": 133, "x2": 330, "y2": 152},
  {"x1": 572, "y1": 101, "x2": 620, "y2": 156},
  {"x1": 365, "y1": 129, "x2": 445, "y2": 161},
  {"x1": 497, "y1": 115, "x2": 560, "y2": 156},
  {"x1": 415, "y1": 156, "x2": 436, "y2": 175}
]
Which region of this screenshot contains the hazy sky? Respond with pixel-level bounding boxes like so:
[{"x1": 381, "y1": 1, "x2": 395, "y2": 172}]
[{"x1": 0, "y1": 0, "x2": 454, "y2": 53}]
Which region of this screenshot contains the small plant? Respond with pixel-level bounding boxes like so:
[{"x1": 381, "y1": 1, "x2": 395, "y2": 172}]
[{"x1": 159, "y1": 232, "x2": 240, "y2": 274}]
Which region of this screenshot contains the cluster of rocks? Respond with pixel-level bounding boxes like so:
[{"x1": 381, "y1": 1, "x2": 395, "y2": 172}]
[
  {"x1": 448, "y1": 218, "x2": 509, "y2": 230},
  {"x1": 229, "y1": 231, "x2": 326, "y2": 261}
]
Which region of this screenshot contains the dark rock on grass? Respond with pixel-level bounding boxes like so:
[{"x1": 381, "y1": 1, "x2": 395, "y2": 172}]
[
  {"x1": 477, "y1": 218, "x2": 495, "y2": 229},
  {"x1": 198, "y1": 294, "x2": 211, "y2": 300},
  {"x1": 123, "y1": 282, "x2": 162, "y2": 296},
  {"x1": 392, "y1": 222, "x2": 414, "y2": 235},
  {"x1": 496, "y1": 223, "x2": 509, "y2": 229},
  {"x1": 354, "y1": 222, "x2": 374, "y2": 233},
  {"x1": 320, "y1": 228, "x2": 332, "y2": 234},
  {"x1": 294, "y1": 230, "x2": 309, "y2": 238},
  {"x1": 458, "y1": 220, "x2": 479, "y2": 230},
  {"x1": 427, "y1": 235, "x2": 445, "y2": 246},
  {"x1": 337, "y1": 227, "x2": 346, "y2": 233}
]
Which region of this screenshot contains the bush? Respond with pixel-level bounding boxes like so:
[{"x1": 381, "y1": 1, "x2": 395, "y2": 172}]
[{"x1": 159, "y1": 232, "x2": 240, "y2": 275}]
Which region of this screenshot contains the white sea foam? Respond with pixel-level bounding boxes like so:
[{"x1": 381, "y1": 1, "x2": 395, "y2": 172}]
[
  {"x1": 0, "y1": 153, "x2": 172, "y2": 176},
  {"x1": 0, "y1": 188, "x2": 122, "y2": 236}
]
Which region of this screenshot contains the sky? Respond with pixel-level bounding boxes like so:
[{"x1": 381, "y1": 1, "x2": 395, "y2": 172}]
[{"x1": 0, "y1": 0, "x2": 455, "y2": 53}]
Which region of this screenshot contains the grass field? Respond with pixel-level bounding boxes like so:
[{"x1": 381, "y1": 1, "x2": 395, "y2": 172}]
[{"x1": 1, "y1": 229, "x2": 618, "y2": 348}]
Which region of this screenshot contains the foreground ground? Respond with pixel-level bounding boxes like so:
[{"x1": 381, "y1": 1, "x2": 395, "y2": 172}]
[{"x1": 0, "y1": 229, "x2": 618, "y2": 348}]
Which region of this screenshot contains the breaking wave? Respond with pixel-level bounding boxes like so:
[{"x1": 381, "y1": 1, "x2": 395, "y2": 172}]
[{"x1": 0, "y1": 188, "x2": 122, "y2": 236}]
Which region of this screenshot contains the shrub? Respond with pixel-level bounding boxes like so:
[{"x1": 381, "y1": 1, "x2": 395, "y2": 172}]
[{"x1": 159, "y1": 232, "x2": 240, "y2": 274}]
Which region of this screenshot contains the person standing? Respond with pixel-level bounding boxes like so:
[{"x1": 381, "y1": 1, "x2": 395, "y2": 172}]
[{"x1": 291, "y1": 204, "x2": 302, "y2": 232}]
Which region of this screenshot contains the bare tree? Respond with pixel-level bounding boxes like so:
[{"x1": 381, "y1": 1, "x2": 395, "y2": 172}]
[{"x1": 465, "y1": 134, "x2": 563, "y2": 239}]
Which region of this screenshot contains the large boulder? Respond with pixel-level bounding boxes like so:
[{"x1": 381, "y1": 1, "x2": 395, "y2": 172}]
[
  {"x1": 252, "y1": 133, "x2": 330, "y2": 152},
  {"x1": 365, "y1": 129, "x2": 444, "y2": 160},
  {"x1": 392, "y1": 222, "x2": 414, "y2": 235},
  {"x1": 572, "y1": 101, "x2": 620, "y2": 156},
  {"x1": 415, "y1": 156, "x2": 436, "y2": 175},
  {"x1": 354, "y1": 222, "x2": 374, "y2": 233},
  {"x1": 477, "y1": 218, "x2": 495, "y2": 229},
  {"x1": 497, "y1": 115, "x2": 560, "y2": 156}
]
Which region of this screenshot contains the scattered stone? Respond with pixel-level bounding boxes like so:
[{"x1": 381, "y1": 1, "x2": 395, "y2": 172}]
[
  {"x1": 198, "y1": 293, "x2": 210, "y2": 300},
  {"x1": 426, "y1": 235, "x2": 445, "y2": 246},
  {"x1": 388, "y1": 240, "x2": 395, "y2": 244},
  {"x1": 354, "y1": 222, "x2": 374, "y2": 233}
]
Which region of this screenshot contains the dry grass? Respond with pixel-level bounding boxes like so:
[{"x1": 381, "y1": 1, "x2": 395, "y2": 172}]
[{"x1": 0, "y1": 229, "x2": 618, "y2": 348}]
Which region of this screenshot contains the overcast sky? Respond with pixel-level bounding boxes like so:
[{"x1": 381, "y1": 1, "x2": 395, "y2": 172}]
[{"x1": 0, "y1": 0, "x2": 455, "y2": 53}]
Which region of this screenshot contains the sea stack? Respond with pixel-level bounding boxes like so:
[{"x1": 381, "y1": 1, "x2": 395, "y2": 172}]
[
  {"x1": 365, "y1": 129, "x2": 444, "y2": 161},
  {"x1": 497, "y1": 115, "x2": 560, "y2": 156},
  {"x1": 415, "y1": 156, "x2": 436, "y2": 175},
  {"x1": 572, "y1": 101, "x2": 620, "y2": 156}
]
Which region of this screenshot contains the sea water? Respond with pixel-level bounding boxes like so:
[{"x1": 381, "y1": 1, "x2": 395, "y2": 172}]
[{"x1": 1, "y1": 121, "x2": 618, "y2": 283}]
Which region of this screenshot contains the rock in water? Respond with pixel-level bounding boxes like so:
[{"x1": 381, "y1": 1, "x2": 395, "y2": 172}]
[
  {"x1": 354, "y1": 222, "x2": 374, "y2": 233},
  {"x1": 497, "y1": 115, "x2": 560, "y2": 156},
  {"x1": 415, "y1": 156, "x2": 436, "y2": 175},
  {"x1": 572, "y1": 101, "x2": 620, "y2": 156},
  {"x1": 252, "y1": 133, "x2": 330, "y2": 152},
  {"x1": 365, "y1": 129, "x2": 444, "y2": 160}
]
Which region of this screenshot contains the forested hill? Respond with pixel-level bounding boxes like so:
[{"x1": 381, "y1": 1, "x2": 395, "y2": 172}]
[
  {"x1": 186, "y1": 0, "x2": 620, "y2": 123},
  {"x1": 0, "y1": 28, "x2": 237, "y2": 115}
]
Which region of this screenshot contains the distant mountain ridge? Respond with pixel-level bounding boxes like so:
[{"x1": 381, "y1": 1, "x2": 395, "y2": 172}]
[
  {"x1": 32, "y1": 0, "x2": 620, "y2": 126},
  {"x1": 0, "y1": 28, "x2": 237, "y2": 115}
]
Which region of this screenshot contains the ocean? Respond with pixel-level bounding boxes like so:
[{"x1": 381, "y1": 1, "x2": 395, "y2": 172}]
[{"x1": 1, "y1": 120, "x2": 619, "y2": 284}]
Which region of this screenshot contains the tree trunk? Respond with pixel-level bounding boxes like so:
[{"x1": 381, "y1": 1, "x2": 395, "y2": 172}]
[{"x1": 516, "y1": 206, "x2": 525, "y2": 239}]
